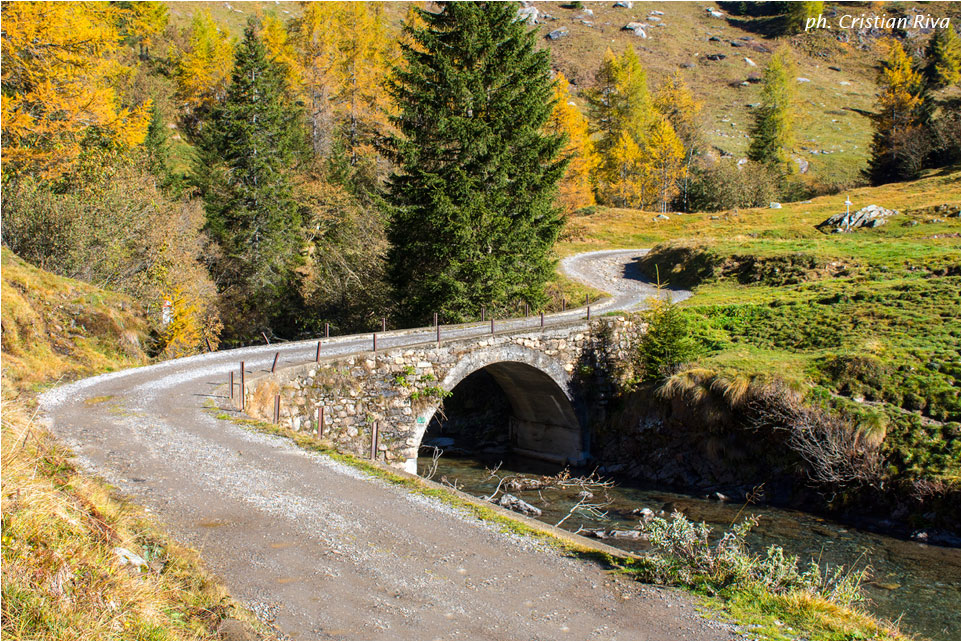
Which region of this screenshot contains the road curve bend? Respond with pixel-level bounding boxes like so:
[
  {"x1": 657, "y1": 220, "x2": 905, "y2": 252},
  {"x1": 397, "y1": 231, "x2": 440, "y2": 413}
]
[{"x1": 39, "y1": 250, "x2": 725, "y2": 640}]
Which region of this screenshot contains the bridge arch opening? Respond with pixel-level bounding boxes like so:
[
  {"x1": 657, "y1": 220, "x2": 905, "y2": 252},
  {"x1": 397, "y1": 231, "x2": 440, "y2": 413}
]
[{"x1": 412, "y1": 360, "x2": 586, "y2": 475}]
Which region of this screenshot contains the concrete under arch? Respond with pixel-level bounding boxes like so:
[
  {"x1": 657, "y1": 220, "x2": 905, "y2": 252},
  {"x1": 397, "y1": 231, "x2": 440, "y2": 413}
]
[{"x1": 407, "y1": 349, "x2": 587, "y2": 474}]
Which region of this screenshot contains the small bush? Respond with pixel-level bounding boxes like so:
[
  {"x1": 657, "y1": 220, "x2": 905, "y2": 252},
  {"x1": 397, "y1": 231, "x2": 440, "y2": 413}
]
[
  {"x1": 638, "y1": 511, "x2": 866, "y2": 606},
  {"x1": 684, "y1": 159, "x2": 779, "y2": 212}
]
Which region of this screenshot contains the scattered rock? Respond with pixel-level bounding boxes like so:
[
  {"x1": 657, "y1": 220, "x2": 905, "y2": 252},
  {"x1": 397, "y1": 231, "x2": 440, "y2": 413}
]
[
  {"x1": 793, "y1": 156, "x2": 810, "y2": 174},
  {"x1": 496, "y1": 494, "x2": 542, "y2": 516},
  {"x1": 840, "y1": 80, "x2": 852, "y2": 86},
  {"x1": 610, "y1": 529, "x2": 646, "y2": 540},
  {"x1": 746, "y1": 41, "x2": 772, "y2": 53},
  {"x1": 647, "y1": 15, "x2": 661, "y2": 22},
  {"x1": 650, "y1": 10, "x2": 664, "y2": 16},
  {"x1": 730, "y1": 40, "x2": 744, "y2": 47},
  {"x1": 829, "y1": 65, "x2": 841, "y2": 71},
  {"x1": 707, "y1": 8, "x2": 725, "y2": 18},
  {"x1": 769, "y1": 202, "x2": 782, "y2": 209},
  {"x1": 654, "y1": 214, "x2": 670, "y2": 221},
  {"x1": 744, "y1": 57, "x2": 756, "y2": 66},
  {"x1": 817, "y1": 204, "x2": 898, "y2": 232},
  {"x1": 632, "y1": 507, "x2": 655, "y2": 521},
  {"x1": 623, "y1": 22, "x2": 648, "y2": 37},
  {"x1": 517, "y1": 5, "x2": 539, "y2": 24},
  {"x1": 713, "y1": 491, "x2": 730, "y2": 502},
  {"x1": 613, "y1": 0, "x2": 632, "y2": 7},
  {"x1": 114, "y1": 547, "x2": 147, "y2": 570},
  {"x1": 681, "y1": 62, "x2": 696, "y2": 69},
  {"x1": 546, "y1": 28, "x2": 568, "y2": 40},
  {"x1": 796, "y1": 77, "x2": 811, "y2": 83},
  {"x1": 708, "y1": 35, "x2": 722, "y2": 42},
  {"x1": 706, "y1": 53, "x2": 727, "y2": 61}
]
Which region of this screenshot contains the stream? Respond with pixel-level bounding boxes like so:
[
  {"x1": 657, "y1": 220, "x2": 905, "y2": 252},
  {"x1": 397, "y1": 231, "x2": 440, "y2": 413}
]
[{"x1": 419, "y1": 452, "x2": 961, "y2": 640}]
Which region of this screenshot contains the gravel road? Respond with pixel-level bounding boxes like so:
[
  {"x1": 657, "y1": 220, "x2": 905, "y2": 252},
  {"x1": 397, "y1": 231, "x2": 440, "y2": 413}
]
[{"x1": 40, "y1": 250, "x2": 730, "y2": 640}]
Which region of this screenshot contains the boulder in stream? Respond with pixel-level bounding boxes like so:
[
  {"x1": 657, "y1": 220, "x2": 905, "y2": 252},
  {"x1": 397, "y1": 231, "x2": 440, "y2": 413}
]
[{"x1": 496, "y1": 494, "x2": 542, "y2": 516}]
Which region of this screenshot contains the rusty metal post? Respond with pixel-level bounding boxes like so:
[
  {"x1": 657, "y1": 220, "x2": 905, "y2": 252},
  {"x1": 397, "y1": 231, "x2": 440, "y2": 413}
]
[
  {"x1": 317, "y1": 406, "x2": 325, "y2": 438},
  {"x1": 382, "y1": 317, "x2": 387, "y2": 332},
  {"x1": 240, "y1": 362, "x2": 245, "y2": 410},
  {"x1": 271, "y1": 352, "x2": 279, "y2": 373},
  {"x1": 540, "y1": 311, "x2": 544, "y2": 328},
  {"x1": 370, "y1": 421, "x2": 379, "y2": 460},
  {"x1": 585, "y1": 294, "x2": 589, "y2": 307},
  {"x1": 325, "y1": 322, "x2": 330, "y2": 338},
  {"x1": 315, "y1": 341, "x2": 321, "y2": 362},
  {"x1": 490, "y1": 317, "x2": 495, "y2": 334},
  {"x1": 562, "y1": 297, "x2": 566, "y2": 312},
  {"x1": 525, "y1": 302, "x2": 529, "y2": 317},
  {"x1": 229, "y1": 371, "x2": 234, "y2": 400},
  {"x1": 481, "y1": 306, "x2": 485, "y2": 322},
  {"x1": 205, "y1": 337, "x2": 213, "y2": 352},
  {"x1": 262, "y1": 331, "x2": 270, "y2": 345},
  {"x1": 587, "y1": 305, "x2": 591, "y2": 321},
  {"x1": 433, "y1": 312, "x2": 438, "y2": 328},
  {"x1": 373, "y1": 333, "x2": 377, "y2": 351},
  {"x1": 273, "y1": 394, "x2": 280, "y2": 424}
]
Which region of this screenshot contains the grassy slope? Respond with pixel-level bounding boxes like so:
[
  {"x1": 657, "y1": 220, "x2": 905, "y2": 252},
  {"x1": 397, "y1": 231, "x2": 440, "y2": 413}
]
[
  {"x1": 559, "y1": 169, "x2": 961, "y2": 497},
  {"x1": 1, "y1": 248, "x2": 265, "y2": 640}
]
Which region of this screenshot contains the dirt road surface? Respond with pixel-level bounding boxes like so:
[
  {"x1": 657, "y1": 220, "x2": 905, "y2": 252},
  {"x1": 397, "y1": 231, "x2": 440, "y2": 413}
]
[{"x1": 41, "y1": 250, "x2": 734, "y2": 640}]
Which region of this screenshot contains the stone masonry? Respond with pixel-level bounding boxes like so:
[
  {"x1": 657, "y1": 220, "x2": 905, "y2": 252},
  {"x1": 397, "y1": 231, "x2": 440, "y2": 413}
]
[{"x1": 244, "y1": 317, "x2": 642, "y2": 474}]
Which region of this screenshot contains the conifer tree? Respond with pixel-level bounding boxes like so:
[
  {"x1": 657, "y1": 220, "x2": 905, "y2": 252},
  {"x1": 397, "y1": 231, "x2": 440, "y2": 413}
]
[
  {"x1": 195, "y1": 21, "x2": 306, "y2": 336},
  {"x1": 866, "y1": 40, "x2": 927, "y2": 184},
  {"x1": 924, "y1": 28, "x2": 961, "y2": 89},
  {"x1": 781, "y1": 1, "x2": 823, "y2": 35},
  {"x1": 748, "y1": 48, "x2": 797, "y2": 175},
  {"x1": 175, "y1": 11, "x2": 234, "y2": 133},
  {"x1": 587, "y1": 47, "x2": 654, "y2": 206},
  {"x1": 642, "y1": 117, "x2": 685, "y2": 213},
  {"x1": 384, "y1": 2, "x2": 567, "y2": 323},
  {"x1": 547, "y1": 72, "x2": 599, "y2": 213}
]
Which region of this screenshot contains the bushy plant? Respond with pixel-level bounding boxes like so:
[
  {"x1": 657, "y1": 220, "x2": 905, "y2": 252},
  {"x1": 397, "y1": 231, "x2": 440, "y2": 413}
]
[
  {"x1": 684, "y1": 159, "x2": 778, "y2": 212},
  {"x1": 639, "y1": 511, "x2": 867, "y2": 606}
]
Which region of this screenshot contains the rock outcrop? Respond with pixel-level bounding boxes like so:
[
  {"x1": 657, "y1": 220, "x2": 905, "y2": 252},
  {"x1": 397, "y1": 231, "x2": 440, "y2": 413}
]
[{"x1": 817, "y1": 204, "x2": 898, "y2": 232}]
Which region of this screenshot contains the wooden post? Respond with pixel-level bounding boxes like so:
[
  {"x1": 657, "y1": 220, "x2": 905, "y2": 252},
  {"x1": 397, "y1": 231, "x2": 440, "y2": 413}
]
[
  {"x1": 433, "y1": 312, "x2": 438, "y2": 328},
  {"x1": 229, "y1": 371, "x2": 234, "y2": 400},
  {"x1": 382, "y1": 317, "x2": 387, "y2": 332},
  {"x1": 273, "y1": 395, "x2": 280, "y2": 424},
  {"x1": 325, "y1": 322, "x2": 330, "y2": 338},
  {"x1": 373, "y1": 333, "x2": 377, "y2": 351},
  {"x1": 562, "y1": 297, "x2": 566, "y2": 312},
  {"x1": 540, "y1": 311, "x2": 544, "y2": 328},
  {"x1": 490, "y1": 317, "x2": 495, "y2": 334},
  {"x1": 525, "y1": 302, "x2": 529, "y2": 317},
  {"x1": 317, "y1": 407, "x2": 324, "y2": 438},
  {"x1": 240, "y1": 362, "x2": 245, "y2": 410},
  {"x1": 481, "y1": 306, "x2": 485, "y2": 322},
  {"x1": 370, "y1": 421, "x2": 379, "y2": 460},
  {"x1": 587, "y1": 305, "x2": 591, "y2": 321},
  {"x1": 271, "y1": 352, "x2": 279, "y2": 373}
]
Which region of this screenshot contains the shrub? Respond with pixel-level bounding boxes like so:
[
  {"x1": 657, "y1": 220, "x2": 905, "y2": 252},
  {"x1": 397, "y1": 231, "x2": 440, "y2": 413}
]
[
  {"x1": 684, "y1": 159, "x2": 778, "y2": 212},
  {"x1": 638, "y1": 295, "x2": 706, "y2": 382},
  {"x1": 638, "y1": 511, "x2": 866, "y2": 606}
]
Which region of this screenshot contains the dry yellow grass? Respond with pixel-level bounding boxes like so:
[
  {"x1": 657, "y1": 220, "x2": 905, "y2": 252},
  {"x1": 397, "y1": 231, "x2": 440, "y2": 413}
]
[{"x1": 1, "y1": 249, "x2": 267, "y2": 640}]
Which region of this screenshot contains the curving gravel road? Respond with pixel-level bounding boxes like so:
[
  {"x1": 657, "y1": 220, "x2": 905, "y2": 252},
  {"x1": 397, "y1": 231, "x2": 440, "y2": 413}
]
[{"x1": 39, "y1": 250, "x2": 726, "y2": 640}]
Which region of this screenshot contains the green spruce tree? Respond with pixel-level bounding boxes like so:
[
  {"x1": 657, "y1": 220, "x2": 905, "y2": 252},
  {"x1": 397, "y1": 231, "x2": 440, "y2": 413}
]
[
  {"x1": 384, "y1": 2, "x2": 567, "y2": 324},
  {"x1": 923, "y1": 28, "x2": 961, "y2": 89},
  {"x1": 195, "y1": 20, "x2": 306, "y2": 338},
  {"x1": 748, "y1": 48, "x2": 797, "y2": 176}
]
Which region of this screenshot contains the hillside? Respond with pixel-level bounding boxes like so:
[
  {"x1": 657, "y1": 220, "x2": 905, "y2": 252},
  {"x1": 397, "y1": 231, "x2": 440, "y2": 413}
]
[
  {"x1": 160, "y1": 1, "x2": 959, "y2": 189},
  {"x1": 1, "y1": 249, "x2": 264, "y2": 640}
]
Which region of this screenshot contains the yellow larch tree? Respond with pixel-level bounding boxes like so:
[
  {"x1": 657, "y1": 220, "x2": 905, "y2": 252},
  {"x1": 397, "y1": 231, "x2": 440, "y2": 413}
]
[
  {"x1": 1, "y1": 1, "x2": 151, "y2": 179},
  {"x1": 641, "y1": 117, "x2": 685, "y2": 213},
  {"x1": 547, "y1": 72, "x2": 599, "y2": 213},
  {"x1": 261, "y1": 13, "x2": 300, "y2": 88},
  {"x1": 174, "y1": 10, "x2": 234, "y2": 126},
  {"x1": 655, "y1": 73, "x2": 702, "y2": 209},
  {"x1": 608, "y1": 129, "x2": 646, "y2": 208}
]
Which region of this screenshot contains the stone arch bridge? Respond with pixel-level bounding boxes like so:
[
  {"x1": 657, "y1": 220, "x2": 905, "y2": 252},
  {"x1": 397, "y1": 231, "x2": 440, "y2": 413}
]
[{"x1": 244, "y1": 319, "x2": 638, "y2": 474}]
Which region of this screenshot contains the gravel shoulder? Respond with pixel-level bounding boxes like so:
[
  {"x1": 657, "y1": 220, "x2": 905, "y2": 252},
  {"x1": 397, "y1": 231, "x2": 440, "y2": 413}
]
[{"x1": 40, "y1": 250, "x2": 731, "y2": 640}]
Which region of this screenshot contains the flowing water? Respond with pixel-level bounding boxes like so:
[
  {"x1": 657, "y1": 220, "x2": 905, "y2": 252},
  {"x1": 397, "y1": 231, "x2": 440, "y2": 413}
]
[{"x1": 420, "y1": 453, "x2": 961, "y2": 640}]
